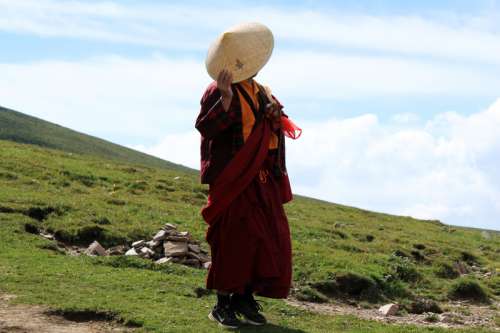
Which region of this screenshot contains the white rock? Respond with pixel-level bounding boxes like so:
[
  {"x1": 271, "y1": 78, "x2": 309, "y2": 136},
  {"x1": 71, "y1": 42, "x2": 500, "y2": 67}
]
[
  {"x1": 153, "y1": 230, "x2": 167, "y2": 242},
  {"x1": 40, "y1": 232, "x2": 54, "y2": 240},
  {"x1": 155, "y1": 257, "x2": 174, "y2": 265},
  {"x1": 378, "y1": 303, "x2": 399, "y2": 316},
  {"x1": 164, "y1": 241, "x2": 188, "y2": 257},
  {"x1": 125, "y1": 248, "x2": 138, "y2": 256},
  {"x1": 203, "y1": 261, "x2": 212, "y2": 269},
  {"x1": 132, "y1": 240, "x2": 145, "y2": 248},
  {"x1": 146, "y1": 240, "x2": 160, "y2": 248},
  {"x1": 139, "y1": 247, "x2": 155, "y2": 258},
  {"x1": 84, "y1": 241, "x2": 107, "y2": 256},
  {"x1": 164, "y1": 223, "x2": 177, "y2": 230}
]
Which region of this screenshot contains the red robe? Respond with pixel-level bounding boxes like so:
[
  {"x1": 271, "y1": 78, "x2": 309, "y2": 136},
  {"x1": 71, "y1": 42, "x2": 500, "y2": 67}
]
[{"x1": 197, "y1": 82, "x2": 293, "y2": 298}]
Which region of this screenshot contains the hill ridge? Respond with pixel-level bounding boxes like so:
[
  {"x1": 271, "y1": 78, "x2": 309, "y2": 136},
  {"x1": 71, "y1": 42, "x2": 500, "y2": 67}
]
[{"x1": 0, "y1": 105, "x2": 194, "y2": 173}]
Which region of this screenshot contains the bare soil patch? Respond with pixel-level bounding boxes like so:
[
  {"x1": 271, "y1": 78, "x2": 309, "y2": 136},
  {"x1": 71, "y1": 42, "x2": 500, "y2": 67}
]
[
  {"x1": 287, "y1": 298, "x2": 499, "y2": 331},
  {"x1": 0, "y1": 294, "x2": 133, "y2": 333}
]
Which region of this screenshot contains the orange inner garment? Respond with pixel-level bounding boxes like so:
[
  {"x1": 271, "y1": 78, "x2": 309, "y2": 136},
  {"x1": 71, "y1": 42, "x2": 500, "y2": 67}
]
[{"x1": 237, "y1": 80, "x2": 278, "y2": 149}]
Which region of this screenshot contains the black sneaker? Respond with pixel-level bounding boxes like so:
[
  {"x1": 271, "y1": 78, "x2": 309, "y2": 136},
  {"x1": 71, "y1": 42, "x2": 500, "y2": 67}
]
[
  {"x1": 231, "y1": 294, "x2": 267, "y2": 326},
  {"x1": 208, "y1": 304, "x2": 242, "y2": 329}
]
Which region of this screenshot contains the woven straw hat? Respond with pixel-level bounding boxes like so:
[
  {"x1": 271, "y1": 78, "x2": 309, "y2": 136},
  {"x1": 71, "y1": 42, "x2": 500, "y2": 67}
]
[{"x1": 206, "y1": 22, "x2": 274, "y2": 83}]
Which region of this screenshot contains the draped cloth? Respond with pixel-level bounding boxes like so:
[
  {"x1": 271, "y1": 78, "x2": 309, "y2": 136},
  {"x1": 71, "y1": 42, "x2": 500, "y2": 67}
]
[{"x1": 201, "y1": 119, "x2": 293, "y2": 298}]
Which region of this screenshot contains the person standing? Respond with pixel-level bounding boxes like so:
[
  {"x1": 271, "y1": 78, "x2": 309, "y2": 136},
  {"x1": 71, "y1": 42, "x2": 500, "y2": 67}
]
[{"x1": 195, "y1": 22, "x2": 301, "y2": 329}]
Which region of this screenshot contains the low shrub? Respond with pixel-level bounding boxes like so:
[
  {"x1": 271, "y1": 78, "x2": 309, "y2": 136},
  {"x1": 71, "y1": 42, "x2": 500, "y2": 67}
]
[
  {"x1": 448, "y1": 278, "x2": 490, "y2": 304},
  {"x1": 435, "y1": 262, "x2": 459, "y2": 279},
  {"x1": 309, "y1": 272, "x2": 384, "y2": 303},
  {"x1": 408, "y1": 298, "x2": 443, "y2": 314},
  {"x1": 388, "y1": 255, "x2": 421, "y2": 283}
]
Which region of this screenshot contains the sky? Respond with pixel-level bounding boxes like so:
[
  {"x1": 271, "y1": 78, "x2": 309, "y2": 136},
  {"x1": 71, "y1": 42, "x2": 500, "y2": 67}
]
[{"x1": 1, "y1": 0, "x2": 499, "y2": 230}]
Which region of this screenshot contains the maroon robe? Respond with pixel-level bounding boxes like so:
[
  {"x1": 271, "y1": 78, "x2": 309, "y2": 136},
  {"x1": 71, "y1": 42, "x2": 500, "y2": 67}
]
[{"x1": 197, "y1": 83, "x2": 293, "y2": 298}]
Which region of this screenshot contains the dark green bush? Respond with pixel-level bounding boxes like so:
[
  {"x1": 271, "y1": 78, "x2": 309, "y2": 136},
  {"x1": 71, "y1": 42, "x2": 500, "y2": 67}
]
[
  {"x1": 460, "y1": 251, "x2": 479, "y2": 265},
  {"x1": 448, "y1": 278, "x2": 490, "y2": 303},
  {"x1": 408, "y1": 298, "x2": 443, "y2": 314},
  {"x1": 388, "y1": 255, "x2": 421, "y2": 283},
  {"x1": 435, "y1": 262, "x2": 459, "y2": 279}
]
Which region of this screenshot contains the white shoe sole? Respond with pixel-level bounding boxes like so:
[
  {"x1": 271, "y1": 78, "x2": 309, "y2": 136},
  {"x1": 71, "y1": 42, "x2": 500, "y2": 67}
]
[
  {"x1": 241, "y1": 317, "x2": 266, "y2": 326},
  {"x1": 208, "y1": 312, "x2": 239, "y2": 329}
]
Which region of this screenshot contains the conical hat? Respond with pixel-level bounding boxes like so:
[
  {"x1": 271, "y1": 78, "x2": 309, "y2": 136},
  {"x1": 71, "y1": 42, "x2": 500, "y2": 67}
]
[{"x1": 206, "y1": 22, "x2": 274, "y2": 83}]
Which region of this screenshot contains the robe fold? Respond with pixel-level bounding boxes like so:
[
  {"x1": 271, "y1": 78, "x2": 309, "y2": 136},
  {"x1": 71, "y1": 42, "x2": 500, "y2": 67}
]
[{"x1": 198, "y1": 81, "x2": 293, "y2": 299}]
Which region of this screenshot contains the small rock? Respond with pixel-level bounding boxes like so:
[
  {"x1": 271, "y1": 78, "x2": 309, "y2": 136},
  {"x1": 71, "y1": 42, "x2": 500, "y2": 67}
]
[
  {"x1": 378, "y1": 303, "x2": 399, "y2": 316},
  {"x1": 188, "y1": 244, "x2": 201, "y2": 253},
  {"x1": 40, "y1": 232, "x2": 54, "y2": 240},
  {"x1": 84, "y1": 241, "x2": 107, "y2": 256},
  {"x1": 132, "y1": 240, "x2": 145, "y2": 249},
  {"x1": 171, "y1": 256, "x2": 185, "y2": 264},
  {"x1": 197, "y1": 253, "x2": 211, "y2": 263},
  {"x1": 187, "y1": 252, "x2": 202, "y2": 261},
  {"x1": 164, "y1": 223, "x2": 177, "y2": 230},
  {"x1": 184, "y1": 258, "x2": 201, "y2": 267},
  {"x1": 164, "y1": 241, "x2": 188, "y2": 257},
  {"x1": 166, "y1": 235, "x2": 190, "y2": 242},
  {"x1": 125, "y1": 248, "x2": 138, "y2": 256},
  {"x1": 173, "y1": 176, "x2": 180, "y2": 180},
  {"x1": 203, "y1": 261, "x2": 212, "y2": 270},
  {"x1": 153, "y1": 230, "x2": 168, "y2": 242},
  {"x1": 146, "y1": 240, "x2": 160, "y2": 248},
  {"x1": 106, "y1": 245, "x2": 128, "y2": 255},
  {"x1": 155, "y1": 257, "x2": 174, "y2": 265},
  {"x1": 139, "y1": 247, "x2": 155, "y2": 258}
]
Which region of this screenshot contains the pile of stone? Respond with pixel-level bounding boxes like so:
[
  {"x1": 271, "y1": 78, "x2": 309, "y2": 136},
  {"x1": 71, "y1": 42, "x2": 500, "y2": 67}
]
[
  {"x1": 83, "y1": 223, "x2": 211, "y2": 269},
  {"x1": 124, "y1": 223, "x2": 211, "y2": 269}
]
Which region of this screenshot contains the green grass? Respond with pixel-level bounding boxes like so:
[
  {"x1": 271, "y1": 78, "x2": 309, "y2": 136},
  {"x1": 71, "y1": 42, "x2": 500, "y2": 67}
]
[
  {"x1": 0, "y1": 138, "x2": 499, "y2": 332},
  {"x1": 0, "y1": 106, "x2": 191, "y2": 172}
]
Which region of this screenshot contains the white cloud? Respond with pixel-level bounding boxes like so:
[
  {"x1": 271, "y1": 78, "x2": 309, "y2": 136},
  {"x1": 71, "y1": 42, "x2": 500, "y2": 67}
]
[
  {"x1": 288, "y1": 99, "x2": 500, "y2": 230},
  {"x1": 132, "y1": 130, "x2": 200, "y2": 170},
  {"x1": 138, "y1": 99, "x2": 500, "y2": 230},
  {"x1": 1, "y1": 0, "x2": 500, "y2": 65},
  {"x1": 0, "y1": 56, "x2": 207, "y2": 142},
  {"x1": 262, "y1": 51, "x2": 500, "y2": 99},
  {"x1": 1, "y1": 51, "x2": 498, "y2": 144}
]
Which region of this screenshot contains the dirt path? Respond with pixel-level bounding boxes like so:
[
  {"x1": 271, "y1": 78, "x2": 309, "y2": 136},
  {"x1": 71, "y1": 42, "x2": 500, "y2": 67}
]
[
  {"x1": 287, "y1": 298, "x2": 499, "y2": 331},
  {"x1": 0, "y1": 294, "x2": 133, "y2": 333}
]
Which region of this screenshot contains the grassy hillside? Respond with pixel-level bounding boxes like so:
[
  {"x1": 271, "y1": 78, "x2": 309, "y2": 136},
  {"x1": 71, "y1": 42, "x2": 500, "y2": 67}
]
[
  {"x1": 0, "y1": 106, "x2": 192, "y2": 172},
  {"x1": 0, "y1": 139, "x2": 498, "y2": 332}
]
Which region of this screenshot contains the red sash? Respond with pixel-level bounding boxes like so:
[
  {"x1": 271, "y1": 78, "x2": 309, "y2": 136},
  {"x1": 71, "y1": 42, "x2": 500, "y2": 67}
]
[{"x1": 201, "y1": 120, "x2": 272, "y2": 225}]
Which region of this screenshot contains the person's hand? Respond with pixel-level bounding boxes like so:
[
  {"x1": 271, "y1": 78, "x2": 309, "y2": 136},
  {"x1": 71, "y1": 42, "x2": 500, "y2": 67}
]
[
  {"x1": 217, "y1": 69, "x2": 233, "y2": 111},
  {"x1": 265, "y1": 102, "x2": 282, "y2": 130}
]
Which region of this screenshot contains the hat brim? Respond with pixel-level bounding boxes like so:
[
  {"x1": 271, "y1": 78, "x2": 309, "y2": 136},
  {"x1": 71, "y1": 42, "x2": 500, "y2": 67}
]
[{"x1": 206, "y1": 22, "x2": 274, "y2": 83}]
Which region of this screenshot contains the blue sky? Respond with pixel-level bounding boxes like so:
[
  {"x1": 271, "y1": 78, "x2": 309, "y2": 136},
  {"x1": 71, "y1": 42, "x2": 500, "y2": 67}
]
[{"x1": 1, "y1": 0, "x2": 499, "y2": 230}]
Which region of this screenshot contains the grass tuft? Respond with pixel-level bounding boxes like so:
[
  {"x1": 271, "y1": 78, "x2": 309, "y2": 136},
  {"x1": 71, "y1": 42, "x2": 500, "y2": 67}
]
[{"x1": 448, "y1": 278, "x2": 490, "y2": 304}]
